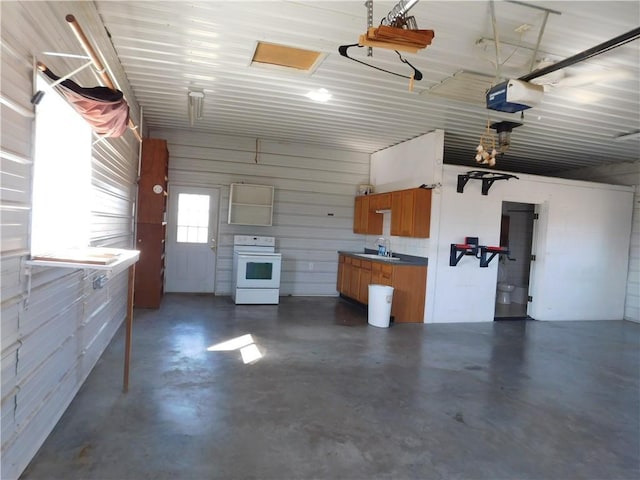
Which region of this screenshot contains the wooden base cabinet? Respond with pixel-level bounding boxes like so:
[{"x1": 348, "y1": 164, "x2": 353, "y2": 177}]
[{"x1": 337, "y1": 254, "x2": 426, "y2": 322}]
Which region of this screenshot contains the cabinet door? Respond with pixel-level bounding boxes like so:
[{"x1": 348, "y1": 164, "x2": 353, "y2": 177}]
[
  {"x1": 370, "y1": 262, "x2": 381, "y2": 285},
  {"x1": 342, "y1": 256, "x2": 352, "y2": 294},
  {"x1": 399, "y1": 189, "x2": 415, "y2": 236},
  {"x1": 134, "y1": 223, "x2": 166, "y2": 308},
  {"x1": 138, "y1": 138, "x2": 168, "y2": 224},
  {"x1": 390, "y1": 188, "x2": 431, "y2": 238},
  {"x1": 353, "y1": 196, "x2": 367, "y2": 233},
  {"x1": 389, "y1": 265, "x2": 427, "y2": 323},
  {"x1": 337, "y1": 255, "x2": 345, "y2": 292},
  {"x1": 346, "y1": 260, "x2": 361, "y2": 299},
  {"x1": 369, "y1": 193, "x2": 391, "y2": 211},
  {"x1": 358, "y1": 261, "x2": 372, "y2": 303},
  {"x1": 390, "y1": 191, "x2": 405, "y2": 236},
  {"x1": 354, "y1": 196, "x2": 383, "y2": 235},
  {"x1": 412, "y1": 188, "x2": 431, "y2": 238}
]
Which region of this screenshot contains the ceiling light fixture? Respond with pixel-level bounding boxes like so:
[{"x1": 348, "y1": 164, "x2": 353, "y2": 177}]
[
  {"x1": 188, "y1": 88, "x2": 205, "y2": 126},
  {"x1": 305, "y1": 88, "x2": 331, "y2": 102},
  {"x1": 491, "y1": 121, "x2": 522, "y2": 153}
]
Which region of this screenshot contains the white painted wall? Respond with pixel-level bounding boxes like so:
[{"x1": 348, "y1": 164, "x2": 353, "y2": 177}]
[
  {"x1": 558, "y1": 160, "x2": 640, "y2": 323},
  {"x1": 151, "y1": 128, "x2": 370, "y2": 296},
  {"x1": 368, "y1": 130, "x2": 444, "y2": 322},
  {"x1": 433, "y1": 166, "x2": 633, "y2": 322},
  {"x1": 369, "y1": 132, "x2": 634, "y2": 323}
]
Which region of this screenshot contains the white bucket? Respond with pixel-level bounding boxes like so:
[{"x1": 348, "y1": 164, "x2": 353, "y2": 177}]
[{"x1": 368, "y1": 284, "x2": 394, "y2": 328}]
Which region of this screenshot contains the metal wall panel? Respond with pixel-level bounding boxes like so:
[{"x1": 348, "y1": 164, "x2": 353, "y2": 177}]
[
  {"x1": 153, "y1": 127, "x2": 368, "y2": 296},
  {"x1": 95, "y1": 1, "x2": 640, "y2": 176},
  {"x1": 0, "y1": 2, "x2": 139, "y2": 478}
]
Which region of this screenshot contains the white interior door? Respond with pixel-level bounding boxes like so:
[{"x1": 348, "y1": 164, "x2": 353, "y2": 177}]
[
  {"x1": 165, "y1": 185, "x2": 219, "y2": 293},
  {"x1": 527, "y1": 202, "x2": 545, "y2": 319}
]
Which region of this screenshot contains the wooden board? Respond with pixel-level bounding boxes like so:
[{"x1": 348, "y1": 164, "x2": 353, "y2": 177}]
[
  {"x1": 360, "y1": 26, "x2": 435, "y2": 52},
  {"x1": 359, "y1": 34, "x2": 419, "y2": 53},
  {"x1": 370, "y1": 26, "x2": 435, "y2": 47},
  {"x1": 32, "y1": 248, "x2": 123, "y2": 265}
]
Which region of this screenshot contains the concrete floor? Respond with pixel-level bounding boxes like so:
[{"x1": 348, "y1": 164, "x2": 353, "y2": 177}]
[{"x1": 21, "y1": 294, "x2": 640, "y2": 480}]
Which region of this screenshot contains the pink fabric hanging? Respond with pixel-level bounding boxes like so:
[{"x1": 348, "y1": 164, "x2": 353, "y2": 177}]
[{"x1": 40, "y1": 67, "x2": 130, "y2": 138}]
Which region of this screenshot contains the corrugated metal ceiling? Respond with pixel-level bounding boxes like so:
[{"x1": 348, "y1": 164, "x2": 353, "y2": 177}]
[{"x1": 94, "y1": 1, "x2": 639, "y2": 176}]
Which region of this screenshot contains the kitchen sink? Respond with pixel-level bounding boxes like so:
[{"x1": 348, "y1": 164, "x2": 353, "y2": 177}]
[{"x1": 353, "y1": 253, "x2": 401, "y2": 261}]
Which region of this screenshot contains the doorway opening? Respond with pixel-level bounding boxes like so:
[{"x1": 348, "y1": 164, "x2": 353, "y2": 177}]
[{"x1": 494, "y1": 201, "x2": 536, "y2": 320}]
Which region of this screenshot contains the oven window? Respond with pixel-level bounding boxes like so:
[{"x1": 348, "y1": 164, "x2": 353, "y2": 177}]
[
  {"x1": 176, "y1": 193, "x2": 210, "y2": 243},
  {"x1": 246, "y1": 262, "x2": 273, "y2": 280}
]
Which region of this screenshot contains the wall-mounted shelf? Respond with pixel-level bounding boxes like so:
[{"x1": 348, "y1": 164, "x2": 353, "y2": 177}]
[
  {"x1": 457, "y1": 170, "x2": 519, "y2": 195},
  {"x1": 228, "y1": 183, "x2": 274, "y2": 226},
  {"x1": 449, "y1": 237, "x2": 479, "y2": 266},
  {"x1": 449, "y1": 237, "x2": 510, "y2": 267},
  {"x1": 479, "y1": 245, "x2": 510, "y2": 267},
  {"x1": 27, "y1": 248, "x2": 139, "y2": 276}
]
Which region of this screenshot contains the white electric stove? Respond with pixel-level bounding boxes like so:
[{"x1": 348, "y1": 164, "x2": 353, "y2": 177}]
[{"x1": 232, "y1": 235, "x2": 282, "y2": 304}]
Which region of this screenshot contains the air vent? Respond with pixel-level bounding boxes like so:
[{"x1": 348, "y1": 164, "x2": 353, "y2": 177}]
[
  {"x1": 251, "y1": 42, "x2": 325, "y2": 74},
  {"x1": 424, "y1": 70, "x2": 496, "y2": 105}
]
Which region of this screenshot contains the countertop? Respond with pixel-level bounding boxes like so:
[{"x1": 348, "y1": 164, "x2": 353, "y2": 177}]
[{"x1": 338, "y1": 249, "x2": 428, "y2": 266}]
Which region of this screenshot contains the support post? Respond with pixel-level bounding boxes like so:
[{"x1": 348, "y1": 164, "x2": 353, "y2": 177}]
[{"x1": 123, "y1": 264, "x2": 135, "y2": 392}]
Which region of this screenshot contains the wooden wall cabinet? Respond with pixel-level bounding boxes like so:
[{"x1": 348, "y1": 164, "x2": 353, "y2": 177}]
[
  {"x1": 134, "y1": 138, "x2": 168, "y2": 308},
  {"x1": 354, "y1": 188, "x2": 431, "y2": 238},
  {"x1": 353, "y1": 195, "x2": 383, "y2": 235},
  {"x1": 390, "y1": 188, "x2": 432, "y2": 238},
  {"x1": 337, "y1": 253, "x2": 427, "y2": 322},
  {"x1": 369, "y1": 192, "x2": 392, "y2": 211}
]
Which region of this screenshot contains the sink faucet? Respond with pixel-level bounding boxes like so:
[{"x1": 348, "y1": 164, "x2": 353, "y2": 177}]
[{"x1": 375, "y1": 237, "x2": 391, "y2": 257}]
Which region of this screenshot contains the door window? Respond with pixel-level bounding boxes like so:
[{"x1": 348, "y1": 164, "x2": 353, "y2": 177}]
[{"x1": 176, "y1": 193, "x2": 210, "y2": 243}]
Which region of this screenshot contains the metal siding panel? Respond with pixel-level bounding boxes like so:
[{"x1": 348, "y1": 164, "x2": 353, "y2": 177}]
[
  {"x1": 1, "y1": 3, "x2": 139, "y2": 478},
  {"x1": 1, "y1": 344, "x2": 18, "y2": 402},
  {"x1": 3, "y1": 355, "x2": 82, "y2": 480},
  {"x1": 157, "y1": 128, "x2": 368, "y2": 296},
  {"x1": 1, "y1": 301, "x2": 20, "y2": 354},
  {"x1": 0, "y1": 208, "x2": 29, "y2": 253},
  {"x1": 98, "y1": 1, "x2": 640, "y2": 174},
  {"x1": 14, "y1": 334, "x2": 76, "y2": 428},
  {"x1": 0, "y1": 256, "x2": 25, "y2": 303}
]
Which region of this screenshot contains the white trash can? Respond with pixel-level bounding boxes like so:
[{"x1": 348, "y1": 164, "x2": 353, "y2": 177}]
[{"x1": 368, "y1": 284, "x2": 394, "y2": 328}]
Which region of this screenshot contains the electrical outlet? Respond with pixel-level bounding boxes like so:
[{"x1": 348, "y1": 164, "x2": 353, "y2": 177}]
[
  {"x1": 308, "y1": 262, "x2": 314, "y2": 271},
  {"x1": 93, "y1": 274, "x2": 108, "y2": 290}
]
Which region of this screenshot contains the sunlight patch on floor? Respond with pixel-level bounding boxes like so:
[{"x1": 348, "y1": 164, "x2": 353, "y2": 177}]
[{"x1": 207, "y1": 334, "x2": 263, "y2": 364}]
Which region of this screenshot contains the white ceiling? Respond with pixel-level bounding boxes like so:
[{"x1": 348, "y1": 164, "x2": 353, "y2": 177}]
[{"x1": 94, "y1": 1, "x2": 640, "y2": 176}]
